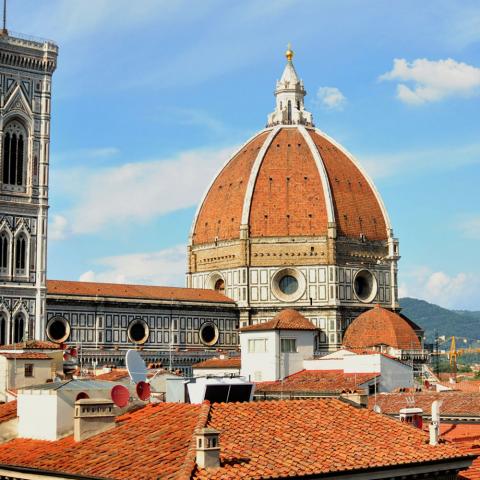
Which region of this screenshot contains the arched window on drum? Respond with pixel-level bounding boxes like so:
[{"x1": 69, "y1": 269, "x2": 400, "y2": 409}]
[{"x1": 2, "y1": 121, "x2": 27, "y2": 187}]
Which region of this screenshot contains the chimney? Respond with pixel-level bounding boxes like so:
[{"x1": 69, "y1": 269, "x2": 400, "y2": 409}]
[
  {"x1": 195, "y1": 427, "x2": 220, "y2": 469},
  {"x1": 399, "y1": 407, "x2": 423, "y2": 429},
  {"x1": 429, "y1": 400, "x2": 443, "y2": 446},
  {"x1": 74, "y1": 399, "x2": 116, "y2": 442}
]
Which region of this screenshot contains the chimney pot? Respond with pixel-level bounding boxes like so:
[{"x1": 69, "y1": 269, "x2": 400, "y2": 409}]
[
  {"x1": 195, "y1": 427, "x2": 220, "y2": 469},
  {"x1": 74, "y1": 398, "x2": 115, "y2": 442}
]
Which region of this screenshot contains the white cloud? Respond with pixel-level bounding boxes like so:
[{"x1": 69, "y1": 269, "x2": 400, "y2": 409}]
[
  {"x1": 53, "y1": 145, "x2": 236, "y2": 235},
  {"x1": 380, "y1": 58, "x2": 480, "y2": 104},
  {"x1": 49, "y1": 214, "x2": 69, "y2": 241},
  {"x1": 400, "y1": 267, "x2": 480, "y2": 310},
  {"x1": 458, "y1": 215, "x2": 480, "y2": 240},
  {"x1": 316, "y1": 86, "x2": 346, "y2": 110},
  {"x1": 79, "y1": 244, "x2": 186, "y2": 286},
  {"x1": 360, "y1": 142, "x2": 480, "y2": 179},
  {"x1": 55, "y1": 147, "x2": 120, "y2": 163}
]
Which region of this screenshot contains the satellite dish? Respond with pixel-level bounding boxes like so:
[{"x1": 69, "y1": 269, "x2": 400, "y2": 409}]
[
  {"x1": 126, "y1": 349, "x2": 147, "y2": 384},
  {"x1": 111, "y1": 385, "x2": 130, "y2": 408},
  {"x1": 136, "y1": 381, "x2": 151, "y2": 401}
]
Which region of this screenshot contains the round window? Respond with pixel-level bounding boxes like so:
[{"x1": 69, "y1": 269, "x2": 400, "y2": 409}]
[
  {"x1": 127, "y1": 319, "x2": 149, "y2": 344},
  {"x1": 279, "y1": 275, "x2": 298, "y2": 295},
  {"x1": 271, "y1": 268, "x2": 306, "y2": 302},
  {"x1": 353, "y1": 269, "x2": 378, "y2": 303},
  {"x1": 46, "y1": 316, "x2": 70, "y2": 343},
  {"x1": 199, "y1": 322, "x2": 219, "y2": 347}
]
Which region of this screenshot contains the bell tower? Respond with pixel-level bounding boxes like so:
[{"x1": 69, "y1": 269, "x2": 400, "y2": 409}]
[{"x1": 0, "y1": 24, "x2": 57, "y2": 344}]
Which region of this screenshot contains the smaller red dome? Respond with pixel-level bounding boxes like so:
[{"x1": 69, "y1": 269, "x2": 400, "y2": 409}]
[{"x1": 343, "y1": 305, "x2": 421, "y2": 350}]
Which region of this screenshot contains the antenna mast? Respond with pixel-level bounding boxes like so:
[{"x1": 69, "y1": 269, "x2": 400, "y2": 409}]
[{"x1": 1, "y1": 0, "x2": 7, "y2": 36}]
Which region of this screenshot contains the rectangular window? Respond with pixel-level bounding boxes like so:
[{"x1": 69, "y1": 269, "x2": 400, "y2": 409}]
[
  {"x1": 248, "y1": 338, "x2": 267, "y2": 353},
  {"x1": 281, "y1": 338, "x2": 297, "y2": 353},
  {"x1": 24, "y1": 363, "x2": 34, "y2": 377}
]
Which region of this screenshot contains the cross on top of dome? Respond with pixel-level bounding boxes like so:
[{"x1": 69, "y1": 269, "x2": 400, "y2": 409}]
[{"x1": 267, "y1": 44, "x2": 314, "y2": 128}]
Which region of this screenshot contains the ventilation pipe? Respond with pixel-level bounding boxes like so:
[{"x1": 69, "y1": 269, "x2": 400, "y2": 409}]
[{"x1": 429, "y1": 400, "x2": 443, "y2": 446}]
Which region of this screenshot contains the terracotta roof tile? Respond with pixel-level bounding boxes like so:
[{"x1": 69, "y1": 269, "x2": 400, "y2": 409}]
[
  {"x1": 0, "y1": 340, "x2": 61, "y2": 350},
  {"x1": 0, "y1": 402, "x2": 203, "y2": 480},
  {"x1": 47, "y1": 279, "x2": 235, "y2": 304},
  {"x1": 0, "y1": 353, "x2": 51, "y2": 360},
  {"x1": 0, "y1": 400, "x2": 473, "y2": 479},
  {"x1": 195, "y1": 399, "x2": 469, "y2": 479},
  {"x1": 255, "y1": 369, "x2": 378, "y2": 394},
  {"x1": 0, "y1": 401, "x2": 16, "y2": 423},
  {"x1": 94, "y1": 370, "x2": 130, "y2": 382},
  {"x1": 343, "y1": 305, "x2": 422, "y2": 350},
  {"x1": 241, "y1": 309, "x2": 316, "y2": 331},
  {"x1": 193, "y1": 358, "x2": 241, "y2": 369},
  {"x1": 440, "y1": 381, "x2": 480, "y2": 393},
  {"x1": 368, "y1": 391, "x2": 480, "y2": 417}
]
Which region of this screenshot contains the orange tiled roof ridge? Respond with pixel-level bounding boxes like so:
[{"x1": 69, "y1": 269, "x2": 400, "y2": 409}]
[
  {"x1": 193, "y1": 357, "x2": 241, "y2": 369},
  {"x1": 0, "y1": 352, "x2": 51, "y2": 360},
  {"x1": 47, "y1": 279, "x2": 235, "y2": 304},
  {"x1": 255, "y1": 369, "x2": 379, "y2": 394},
  {"x1": 0, "y1": 340, "x2": 61, "y2": 350},
  {"x1": 241, "y1": 308, "x2": 317, "y2": 331},
  {"x1": 0, "y1": 399, "x2": 473, "y2": 480}
]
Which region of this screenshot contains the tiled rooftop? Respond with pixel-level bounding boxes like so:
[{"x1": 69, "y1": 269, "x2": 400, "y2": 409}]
[
  {"x1": 47, "y1": 279, "x2": 235, "y2": 304},
  {"x1": 0, "y1": 340, "x2": 61, "y2": 350},
  {"x1": 0, "y1": 353, "x2": 51, "y2": 360},
  {"x1": 193, "y1": 357, "x2": 241, "y2": 369},
  {"x1": 369, "y1": 391, "x2": 480, "y2": 417},
  {"x1": 255, "y1": 369, "x2": 378, "y2": 394},
  {"x1": 241, "y1": 309, "x2": 317, "y2": 332},
  {"x1": 0, "y1": 401, "x2": 17, "y2": 424},
  {"x1": 440, "y1": 381, "x2": 480, "y2": 393},
  {"x1": 0, "y1": 399, "x2": 474, "y2": 479},
  {"x1": 93, "y1": 369, "x2": 130, "y2": 382}
]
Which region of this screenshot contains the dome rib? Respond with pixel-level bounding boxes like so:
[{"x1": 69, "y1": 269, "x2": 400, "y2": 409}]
[
  {"x1": 240, "y1": 126, "x2": 281, "y2": 227},
  {"x1": 313, "y1": 128, "x2": 392, "y2": 239},
  {"x1": 189, "y1": 129, "x2": 269, "y2": 245},
  {"x1": 298, "y1": 125, "x2": 335, "y2": 226}
]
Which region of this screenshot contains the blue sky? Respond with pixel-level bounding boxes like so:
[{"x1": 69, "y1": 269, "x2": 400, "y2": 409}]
[{"x1": 9, "y1": 0, "x2": 480, "y2": 309}]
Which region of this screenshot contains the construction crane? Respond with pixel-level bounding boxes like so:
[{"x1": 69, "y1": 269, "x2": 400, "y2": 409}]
[{"x1": 448, "y1": 336, "x2": 480, "y2": 382}]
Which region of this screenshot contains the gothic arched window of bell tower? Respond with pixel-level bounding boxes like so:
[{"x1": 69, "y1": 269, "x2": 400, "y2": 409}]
[
  {"x1": 15, "y1": 234, "x2": 27, "y2": 274},
  {"x1": 2, "y1": 121, "x2": 27, "y2": 187},
  {"x1": 0, "y1": 232, "x2": 8, "y2": 273}
]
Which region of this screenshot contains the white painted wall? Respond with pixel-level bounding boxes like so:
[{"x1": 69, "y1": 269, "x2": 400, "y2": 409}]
[
  {"x1": 18, "y1": 392, "x2": 59, "y2": 440},
  {"x1": 303, "y1": 350, "x2": 413, "y2": 393},
  {"x1": 192, "y1": 367, "x2": 240, "y2": 377},
  {"x1": 240, "y1": 329, "x2": 315, "y2": 382},
  {"x1": 0, "y1": 357, "x2": 54, "y2": 402}
]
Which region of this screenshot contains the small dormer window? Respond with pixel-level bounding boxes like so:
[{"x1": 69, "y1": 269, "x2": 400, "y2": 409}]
[{"x1": 248, "y1": 338, "x2": 266, "y2": 353}]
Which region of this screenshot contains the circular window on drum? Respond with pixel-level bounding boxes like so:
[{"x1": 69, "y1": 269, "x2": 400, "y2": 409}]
[
  {"x1": 127, "y1": 319, "x2": 149, "y2": 344},
  {"x1": 353, "y1": 269, "x2": 378, "y2": 303},
  {"x1": 272, "y1": 268, "x2": 306, "y2": 302},
  {"x1": 199, "y1": 322, "x2": 219, "y2": 347},
  {"x1": 46, "y1": 316, "x2": 71, "y2": 343}
]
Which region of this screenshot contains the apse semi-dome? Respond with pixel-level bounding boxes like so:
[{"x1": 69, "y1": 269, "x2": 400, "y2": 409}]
[
  {"x1": 342, "y1": 305, "x2": 421, "y2": 351},
  {"x1": 187, "y1": 45, "x2": 400, "y2": 348}
]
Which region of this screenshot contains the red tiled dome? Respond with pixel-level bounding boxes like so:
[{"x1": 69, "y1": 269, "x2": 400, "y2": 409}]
[
  {"x1": 191, "y1": 126, "x2": 390, "y2": 244},
  {"x1": 342, "y1": 305, "x2": 421, "y2": 350}
]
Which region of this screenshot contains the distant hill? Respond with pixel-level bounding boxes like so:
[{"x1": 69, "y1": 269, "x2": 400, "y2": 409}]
[{"x1": 399, "y1": 297, "x2": 480, "y2": 345}]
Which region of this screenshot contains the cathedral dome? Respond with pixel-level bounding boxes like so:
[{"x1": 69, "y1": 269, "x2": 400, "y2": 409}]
[
  {"x1": 191, "y1": 126, "x2": 390, "y2": 244},
  {"x1": 342, "y1": 305, "x2": 421, "y2": 351},
  {"x1": 191, "y1": 47, "x2": 390, "y2": 246}
]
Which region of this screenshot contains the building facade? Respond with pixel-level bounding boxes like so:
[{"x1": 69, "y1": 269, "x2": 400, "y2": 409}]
[
  {"x1": 0, "y1": 31, "x2": 58, "y2": 345},
  {"x1": 187, "y1": 46, "x2": 400, "y2": 351}
]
